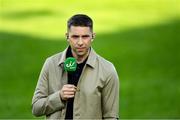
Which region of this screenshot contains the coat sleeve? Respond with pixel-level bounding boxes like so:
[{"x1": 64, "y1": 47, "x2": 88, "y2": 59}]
[
  {"x1": 102, "y1": 65, "x2": 120, "y2": 119},
  {"x1": 32, "y1": 58, "x2": 65, "y2": 117}
]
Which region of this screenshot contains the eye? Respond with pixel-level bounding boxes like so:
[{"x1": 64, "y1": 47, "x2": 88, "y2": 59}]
[
  {"x1": 82, "y1": 35, "x2": 90, "y2": 39},
  {"x1": 71, "y1": 35, "x2": 79, "y2": 39}
]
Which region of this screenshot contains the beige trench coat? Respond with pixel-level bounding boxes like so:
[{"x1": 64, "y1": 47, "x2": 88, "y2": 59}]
[{"x1": 32, "y1": 47, "x2": 119, "y2": 119}]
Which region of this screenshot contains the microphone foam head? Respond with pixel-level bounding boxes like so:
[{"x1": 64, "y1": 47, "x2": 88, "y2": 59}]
[{"x1": 64, "y1": 57, "x2": 77, "y2": 72}]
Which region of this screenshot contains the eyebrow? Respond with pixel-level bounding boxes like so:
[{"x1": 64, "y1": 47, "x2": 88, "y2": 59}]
[{"x1": 70, "y1": 34, "x2": 90, "y2": 37}]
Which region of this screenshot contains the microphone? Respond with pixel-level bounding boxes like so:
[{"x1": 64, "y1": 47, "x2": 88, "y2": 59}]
[{"x1": 64, "y1": 57, "x2": 77, "y2": 72}]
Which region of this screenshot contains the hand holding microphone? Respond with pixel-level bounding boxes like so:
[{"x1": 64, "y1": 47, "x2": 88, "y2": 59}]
[
  {"x1": 60, "y1": 57, "x2": 77, "y2": 100},
  {"x1": 60, "y1": 84, "x2": 77, "y2": 100}
]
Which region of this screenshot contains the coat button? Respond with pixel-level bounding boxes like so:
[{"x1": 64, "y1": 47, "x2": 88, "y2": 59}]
[
  {"x1": 62, "y1": 110, "x2": 65, "y2": 115},
  {"x1": 76, "y1": 87, "x2": 80, "y2": 92},
  {"x1": 75, "y1": 113, "x2": 80, "y2": 116}
]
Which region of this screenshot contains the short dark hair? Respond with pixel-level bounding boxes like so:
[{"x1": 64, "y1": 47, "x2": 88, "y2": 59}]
[{"x1": 67, "y1": 14, "x2": 93, "y2": 31}]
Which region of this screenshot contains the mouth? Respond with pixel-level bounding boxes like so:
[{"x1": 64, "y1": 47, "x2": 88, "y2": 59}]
[{"x1": 76, "y1": 47, "x2": 85, "y2": 50}]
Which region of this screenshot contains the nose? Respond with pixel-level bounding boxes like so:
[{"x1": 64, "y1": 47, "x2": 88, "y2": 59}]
[{"x1": 77, "y1": 37, "x2": 83, "y2": 46}]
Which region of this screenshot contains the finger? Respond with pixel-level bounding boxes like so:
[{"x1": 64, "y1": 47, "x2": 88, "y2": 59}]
[
  {"x1": 64, "y1": 94, "x2": 74, "y2": 99},
  {"x1": 63, "y1": 87, "x2": 77, "y2": 92},
  {"x1": 63, "y1": 91, "x2": 75, "y2": 95},
  {"x1": 66, "y1": 95, "x2": 74, "y2": 99},
  {"x1": 64, "y1": 84, "x2": 76, "y2": 89}
]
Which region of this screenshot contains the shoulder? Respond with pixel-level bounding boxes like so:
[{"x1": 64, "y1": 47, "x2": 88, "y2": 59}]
[
  {"x1": 96, "y1": 54, "x2": 117, "y2": 75},
  {"x1": 44, "y1": 51, "x2": 64, "y2": 66},
  {"x1": 97, "y1": 54, "x2": 115, "y2": 68}
]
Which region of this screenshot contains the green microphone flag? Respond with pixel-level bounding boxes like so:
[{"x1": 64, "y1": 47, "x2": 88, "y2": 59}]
[{"x1": 64, "y1": 57, "x2": 77, "y2": 72}]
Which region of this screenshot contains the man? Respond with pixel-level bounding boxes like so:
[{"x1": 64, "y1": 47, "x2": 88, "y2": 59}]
[{"x1": 32, "y1": 14, "x2": 119, "y2": 119}]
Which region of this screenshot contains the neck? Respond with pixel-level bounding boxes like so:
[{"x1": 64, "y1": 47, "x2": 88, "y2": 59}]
[{"x1": 72, "y1": 49, "x2": 90, "y2": 64}]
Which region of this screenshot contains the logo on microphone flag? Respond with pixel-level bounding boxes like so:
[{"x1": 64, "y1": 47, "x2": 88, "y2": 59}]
[{"x1": 64, "y1": 57, "x2": 77, "y2": 72}]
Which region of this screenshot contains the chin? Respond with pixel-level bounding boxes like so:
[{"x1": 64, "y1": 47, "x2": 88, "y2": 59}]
[
  {"x1": 77, "y1": 53, "x2": 86, "y2": 56},
  {"x1": 76, "y1": 51, "x2": 87, "y2": 56}
]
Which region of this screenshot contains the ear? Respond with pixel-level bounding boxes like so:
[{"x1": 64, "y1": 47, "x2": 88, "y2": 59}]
[
  {"x1": 91, "y1": 33, "x2": 96, "y2": 41},
  {"x1": 65, "y1": 33, "x2": 69, "y2": 41}
]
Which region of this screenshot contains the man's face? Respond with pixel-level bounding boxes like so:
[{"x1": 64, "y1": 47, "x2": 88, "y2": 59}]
[{"x1": 67, "y1": 26, "x2": 94, "y2": 58}]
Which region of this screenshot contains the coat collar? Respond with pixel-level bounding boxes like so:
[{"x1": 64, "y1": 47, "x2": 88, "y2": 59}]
[{"x1": 58, "y1": 47, "x2": 97, "y2": 68}]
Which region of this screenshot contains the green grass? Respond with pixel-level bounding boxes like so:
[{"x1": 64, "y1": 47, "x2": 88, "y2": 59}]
[
  {"x1": 0, "y1": 32, "x2": 66, "y2": 118},
  {"x1": 0, "y1": 0, "x2": 180, "y2": 119},
  {"x1": 0, "y1": 19, "x2": 180, "y2": 118},
  {"x1": 94, "y1": 19, "x2": 180, "y2": 118},
  {"x1": 1, "y1": 0, "x2": 180, "y2": 38}
]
